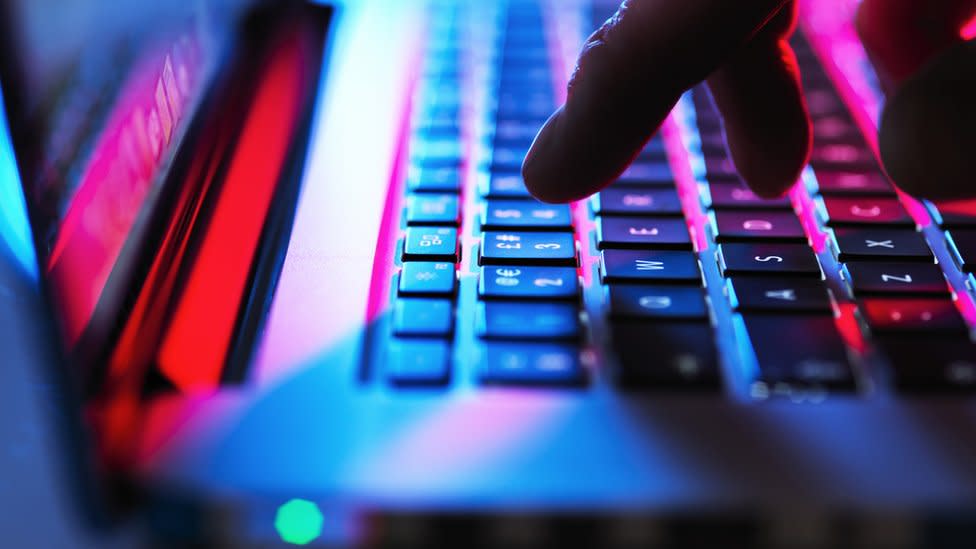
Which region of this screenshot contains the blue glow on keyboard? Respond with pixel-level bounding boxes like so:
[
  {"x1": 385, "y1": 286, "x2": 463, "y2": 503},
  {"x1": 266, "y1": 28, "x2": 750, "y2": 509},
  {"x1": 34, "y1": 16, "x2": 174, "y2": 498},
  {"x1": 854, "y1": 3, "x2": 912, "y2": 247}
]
[{"x1": 0, "y1": 85, "x2": 38, "y2": 281}]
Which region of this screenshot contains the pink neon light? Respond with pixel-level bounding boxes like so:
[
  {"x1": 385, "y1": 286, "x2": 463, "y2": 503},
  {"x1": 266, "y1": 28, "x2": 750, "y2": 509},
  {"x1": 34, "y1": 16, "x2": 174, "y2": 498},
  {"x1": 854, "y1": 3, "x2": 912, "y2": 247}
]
[
  {"x1": 963, "y1": 15, "x2": 976, "y2": 39},
  {"x1": 660, "y1": 116, "x2": 709, "y2": 254}
]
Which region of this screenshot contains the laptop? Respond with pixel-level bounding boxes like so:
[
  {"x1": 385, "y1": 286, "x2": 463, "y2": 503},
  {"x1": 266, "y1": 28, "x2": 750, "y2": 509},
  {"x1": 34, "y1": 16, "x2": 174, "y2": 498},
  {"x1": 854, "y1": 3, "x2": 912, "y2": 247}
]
[{"x1": 3, "y1": 0, "x2": 976, "y2": 546}]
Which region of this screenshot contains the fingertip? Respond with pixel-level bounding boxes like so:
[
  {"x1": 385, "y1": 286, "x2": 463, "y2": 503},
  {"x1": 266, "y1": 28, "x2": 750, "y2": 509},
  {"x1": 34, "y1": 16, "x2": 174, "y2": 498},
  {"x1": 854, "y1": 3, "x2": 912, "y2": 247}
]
[{"x1": 879, "y1": 40, "x2": 976, "y2": 201}]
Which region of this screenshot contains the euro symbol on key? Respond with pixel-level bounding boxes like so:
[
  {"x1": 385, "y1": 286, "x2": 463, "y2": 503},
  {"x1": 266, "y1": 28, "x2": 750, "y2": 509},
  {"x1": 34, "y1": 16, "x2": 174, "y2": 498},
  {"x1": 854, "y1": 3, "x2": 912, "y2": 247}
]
[{"x1": 495, "y1": 268, "x2": 522, "y2": 278}]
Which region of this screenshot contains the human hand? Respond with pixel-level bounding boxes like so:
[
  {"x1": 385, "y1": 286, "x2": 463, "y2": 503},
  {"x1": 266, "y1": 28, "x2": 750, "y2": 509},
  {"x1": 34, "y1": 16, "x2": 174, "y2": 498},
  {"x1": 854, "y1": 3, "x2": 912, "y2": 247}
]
[{"x1": 522, "y1": 0, "x2": 976, "y2": 203}]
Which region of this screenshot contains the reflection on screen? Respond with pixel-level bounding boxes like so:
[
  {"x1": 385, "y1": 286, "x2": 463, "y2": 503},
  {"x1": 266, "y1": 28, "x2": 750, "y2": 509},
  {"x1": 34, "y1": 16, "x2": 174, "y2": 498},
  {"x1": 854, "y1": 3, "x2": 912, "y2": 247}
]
[{"x1": 2, "y1": 1, "x2": 253, "y2": 348}]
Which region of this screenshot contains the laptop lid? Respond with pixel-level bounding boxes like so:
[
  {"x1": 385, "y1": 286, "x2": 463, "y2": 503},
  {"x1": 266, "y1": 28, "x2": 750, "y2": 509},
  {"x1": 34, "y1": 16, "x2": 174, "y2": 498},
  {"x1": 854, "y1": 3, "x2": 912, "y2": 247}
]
[{"x1": 0, "y1": 0, "x2": 256, "y2": 384}]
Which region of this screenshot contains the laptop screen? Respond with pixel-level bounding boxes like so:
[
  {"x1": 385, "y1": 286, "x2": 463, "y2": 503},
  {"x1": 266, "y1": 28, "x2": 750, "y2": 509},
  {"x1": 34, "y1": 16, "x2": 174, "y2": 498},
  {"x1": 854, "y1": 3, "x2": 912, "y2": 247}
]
[{"x1": 0, "y1": 1, "x2": 254, "y2": 361}]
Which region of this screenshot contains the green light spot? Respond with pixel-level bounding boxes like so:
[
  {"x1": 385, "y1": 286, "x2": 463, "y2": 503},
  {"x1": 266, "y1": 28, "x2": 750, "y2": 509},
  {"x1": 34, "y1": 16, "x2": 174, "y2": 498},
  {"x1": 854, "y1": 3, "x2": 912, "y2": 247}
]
[{"x1": 275, "y1": 499, "x2": 324, "y2": 545}]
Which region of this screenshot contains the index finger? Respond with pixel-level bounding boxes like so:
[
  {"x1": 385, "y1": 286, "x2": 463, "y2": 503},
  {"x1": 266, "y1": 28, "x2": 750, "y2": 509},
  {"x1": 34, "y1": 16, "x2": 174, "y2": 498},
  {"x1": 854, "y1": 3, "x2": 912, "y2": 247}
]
[{"x1": 521, "y1": 0, "x2": 792, "y2": 202}]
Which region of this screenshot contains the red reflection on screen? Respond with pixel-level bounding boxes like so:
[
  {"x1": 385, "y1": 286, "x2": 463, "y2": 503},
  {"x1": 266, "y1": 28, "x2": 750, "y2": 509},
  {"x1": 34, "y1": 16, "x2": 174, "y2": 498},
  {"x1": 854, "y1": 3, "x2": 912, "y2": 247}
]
[
  {"x1": 155, "y1": 31, "x2": 309, "y2": 390},
  {"x1": 46, "y1": 36, "x2": 202, "y2": 345}
]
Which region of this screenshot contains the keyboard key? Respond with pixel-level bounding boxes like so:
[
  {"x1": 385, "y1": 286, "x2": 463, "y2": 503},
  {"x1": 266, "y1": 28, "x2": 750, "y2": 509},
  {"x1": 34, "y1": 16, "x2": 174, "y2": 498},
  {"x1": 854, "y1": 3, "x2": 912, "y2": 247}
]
[
  {"x1": 818, "y1": 196, "x2": 913, "y2": 227},
  {"x1": 480, "y1": 172, "x2": 532, "y2": 198},
  {"x1": 489, "y1": 144, "x2": 531, "y2": 172},
  {"x1": 703, "y1": 182, "x2": 792, "y2": 210},
  {"x1": 477, "y1": 302, "x2": 580, "y2": 340},
  {"x1": 880, "y1": 338, "x2": 976, "y2": 393},
  {"x1": 613, "y1": 162, "x2": 674, "y2": 186},
  {"x1": 406, "y1": 166, "x2": 461, "y2": 193},
  {"x1": 403, "y1": 227, "x2": 459, "y2": 262},
  {"x1": 612, "y1": 323, "x2": 720, "y2": 390},
  {"x1": 481, "y1": 343, "x2": 585, "y2": 386},
  {"x1": 482, "y1": 200, "x2": 573, "y2": 231},
  {"x1": 814, "y1": 171, "x2": 894, "y2": 196},
  {"x1": 600, "y1": 250, "x2": 701, "y2": 284},
  {"x1": 927, "y1": 200, "x2": 976, "y2": 228},
  {"x1": 479, "y1": 266, "x2": 579, "y2": 300},
  {"x1": 410, "y1": 139, "x2": 464, "y2": 167},
  {"x1": 812, "y1": 115, "x2": 867, "y2": 145},
  {"x1": 860, "y1": 298, "x2": 968, "y2": 335},
  {"x1": 842, "y1": 262, "x2": 949, "y2": 296},
  {"x1": 406, "y1": 194, "x2": 460, "y2": 226},
  {"x1": 727, "y1": 277, "x2": 833, "y2": 313},
  {"x1": 947, "y1": 229, "x2": 976, "y2": 272},
  {"x1": 636, "y1": 138, "x2": 669, "y2": 163},
  {"x1": 494, "y1": 120, "x2": 542, "y2": 144},
  {"x1": 480, "y1": 231, "x2": 577, "y2": 266},
  {"x1": 596, "y1": 217, "x2": 692, "y2": 250},
  {"x1": 743, "y1": 315, "x2": 856, "y2": 393},
  {"x1": 704, "y1": 156, "x2": 738, "y2": 179},
  {"x1": 393, "y1": 298, "x2": 454, "y2": 337},
  {"x1": 717, "y1": 243, "x2": 822, "y2": 277},
  {"x1": 808, "y1": 143, "x2": 878, "y2": 171},
  {"x1": 398, "y1": 262, "x2": 457, "y2": 296},
  {"x1": 387, "y1": 340, "x2": 451, "y2": 386},
  {"x1": 593, "y1": 188, "x2": 683, "y2": 216},
  {"x1": 607, "y1": 285, "x2": 708, "y2": 320},
  {"x1": 712, "y1": 210, "x2": 807, "y2": 242},
  {"x1": 831, "y1": 228, "x2": 933, "y2": 262}
]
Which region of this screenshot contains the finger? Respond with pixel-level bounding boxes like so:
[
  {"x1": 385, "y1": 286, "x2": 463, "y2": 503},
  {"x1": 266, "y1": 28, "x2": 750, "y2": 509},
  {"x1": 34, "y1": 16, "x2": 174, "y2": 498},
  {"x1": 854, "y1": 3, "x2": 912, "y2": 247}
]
[
  {"x1": 878, "y1": 40, "x2": 976, "y2": 200},
  {"x1": 856, "y1": 0, "x2": 976, "y2": 91},
  {"x1": 856, "y1": 0, "x2": 976, "y2": 199},
  {"x1": 705, "y1": 1, "x2": 811, "y2": 198},
  {"x1": 522, "y1": 0, "x2": 791, "y2": 203}
]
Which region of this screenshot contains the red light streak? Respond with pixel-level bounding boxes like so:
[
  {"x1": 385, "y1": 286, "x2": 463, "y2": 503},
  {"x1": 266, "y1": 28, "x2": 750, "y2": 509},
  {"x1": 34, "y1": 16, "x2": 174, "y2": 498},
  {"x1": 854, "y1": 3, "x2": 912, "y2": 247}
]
[{"x1": 156, "y1": 33, "x2": 308, "y2": 390}]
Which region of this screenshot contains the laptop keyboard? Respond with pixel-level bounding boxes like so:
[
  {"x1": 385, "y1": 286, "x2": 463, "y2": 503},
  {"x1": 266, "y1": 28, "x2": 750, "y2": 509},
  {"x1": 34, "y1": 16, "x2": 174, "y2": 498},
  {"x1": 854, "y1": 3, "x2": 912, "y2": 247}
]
[{"x1": 380, "y1": 0, "x2": 976, "y2": 397}]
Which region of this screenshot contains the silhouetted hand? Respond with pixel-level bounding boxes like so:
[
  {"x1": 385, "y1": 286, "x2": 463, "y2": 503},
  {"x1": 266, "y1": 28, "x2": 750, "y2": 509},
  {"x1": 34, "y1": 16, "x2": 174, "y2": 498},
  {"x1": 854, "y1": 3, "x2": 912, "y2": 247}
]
[{"x1": 522, "y1": 0, "x2": 976, "y2": 203}]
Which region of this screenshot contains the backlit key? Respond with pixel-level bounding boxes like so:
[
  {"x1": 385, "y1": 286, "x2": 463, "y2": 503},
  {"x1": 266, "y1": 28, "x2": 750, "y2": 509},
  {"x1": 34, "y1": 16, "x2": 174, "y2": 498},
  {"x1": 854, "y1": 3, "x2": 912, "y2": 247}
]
[
  {"x1": 596, "y1": 217, "x2": 692, "y2": 250},
  {"x1": 387, "y1": 340, "x2": 451, "y2": 386},
  {"x1": 481, "y1": 343, "x2": 585, "y2": 386},
  {"x1": 398, "y1": 262, "x2": 457, "y2": 296},
  {"x1": 814, "y1": 171, "x2": 894, "y2": 196},
  {"x1": 601, "y1": 250, "x2": 701, "y2": 284},
  {"x1": 607, "y1": 285, "x2": 708, "y2": 320},
  {"x1": 712, "y1": 210, "x2": 807, "y2": 242},
  {"x1": 406, "y1": 166, "x2": 462, "y2": 193},
  {"x1": 818, "y1": 196, "x2": 913, "y2": 227},
  {"x1": 403, "y1": 227, "x2": 459, "y2": 262},
  {"x1": 842, "y1": 263, "x2": 949, "y2": 296},
  {"x1": 744, "y1": 314, "x2": 856, "y2": 393},
  {"x1": 406, "y1": 194, "x2": 459, "y2": 226},
  {"x1": 477, "y1": 302, "x2": 580, "y2": 340},
  {"x1": 393, "y1": 298, "x2": 454, "y2": 338},
  {"x1": 727, "y1": 277, "x2": 832, "y2": 313},
  {"x1": 831, "y1": 229, "x2": 933, "y2": 262},
  {"x1": 480, "y1": 172, "x2": 532, "y2": 199},
  {"x1": 479, "y1": 266, "x2": 579, "y2": 300},
  {"x1": 717, "y1": 243, "x2": 822, "y2": 277},
  {"x1": 703, "y1": 182, "x2": 792, "y2": 210},
  {"x1": 880, "y1": 338, "x2": 976, "y2": 393},
  {"x1": 612, "y1": 323, "x2": 720, "y2": 390},
  {"x1": 482, "y1": 200, "x2": 573, "y2": 231},
  {"x1": 480, "y1": 231, "x2": 577, "y2": 266},
  {"x1": 594, "y1": 188, "x2": 683, "y2": 216},
  {"x1": 612, "y1": 162, "x2": 674, "y2": 186},
  {"x1": 860, "y1": 298, "x2": 968, "y2": 335}
]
